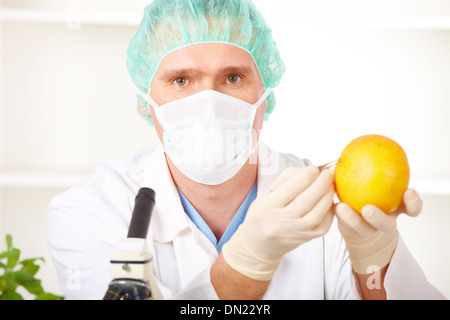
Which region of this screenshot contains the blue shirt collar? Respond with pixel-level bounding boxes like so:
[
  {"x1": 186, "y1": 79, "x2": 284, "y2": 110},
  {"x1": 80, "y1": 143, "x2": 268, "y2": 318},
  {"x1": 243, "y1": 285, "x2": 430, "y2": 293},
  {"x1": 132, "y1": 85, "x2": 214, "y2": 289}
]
[{"x1": 177, "y1": 182, "x2": 257, "y2": 253}]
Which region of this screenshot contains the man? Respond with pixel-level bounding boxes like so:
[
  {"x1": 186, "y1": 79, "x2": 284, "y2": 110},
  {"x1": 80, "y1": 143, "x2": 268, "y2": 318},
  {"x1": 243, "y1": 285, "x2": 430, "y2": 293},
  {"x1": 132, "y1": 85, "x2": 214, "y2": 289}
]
[{"x1": 47, "y1": 0, "x2": 444, "y2": 300}]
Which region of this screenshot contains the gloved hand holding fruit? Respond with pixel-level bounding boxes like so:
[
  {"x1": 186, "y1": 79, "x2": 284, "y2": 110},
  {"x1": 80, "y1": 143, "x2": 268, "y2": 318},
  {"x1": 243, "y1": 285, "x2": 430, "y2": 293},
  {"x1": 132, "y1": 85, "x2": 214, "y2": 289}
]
[{"x1": 333, "y1": 134, "x2": 422, "y2": 274}]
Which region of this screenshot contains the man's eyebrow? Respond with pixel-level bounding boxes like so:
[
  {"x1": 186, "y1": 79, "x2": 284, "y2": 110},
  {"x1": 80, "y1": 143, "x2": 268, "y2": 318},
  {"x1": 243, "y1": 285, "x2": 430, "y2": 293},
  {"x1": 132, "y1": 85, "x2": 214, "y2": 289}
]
[
  {"x1": 220, "y1": 65, "x2": 254, "y2": 75},
  {"x1": 158, "y1": 68, "x2": 202, "y2": 80},
  {"x1": 158, "y1": 65, "x2": 254, "y2": 80}
]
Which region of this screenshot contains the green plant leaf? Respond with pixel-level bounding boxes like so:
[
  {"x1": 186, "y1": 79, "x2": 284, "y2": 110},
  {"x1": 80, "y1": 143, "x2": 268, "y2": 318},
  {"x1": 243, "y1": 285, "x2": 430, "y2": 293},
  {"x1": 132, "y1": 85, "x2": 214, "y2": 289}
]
[
  {"x1": 0, "y1": 235, "x2": 64, "y2": 300},
  {"x1": 0, "y1": 251, "x2": 9, "y2": 260},
  {"x1": 34, "y1": 292, "x2": 64, "y2": 300},
  {"x1": 9, "y1": 269, "x2": 33, "y2": 281},
  {"x1": 6, "y1": 248, "x2": 20, "y2": 270},
  {"x1": 20, "y1": 258, "x2": 44, "y2": 277},
  {"x1": 0, "y1": 278, "x2": 6, "y2": 292},
  {"x1": 1, "y1": 242, "x2": 19, "y2": 269},
  {"x1": 0, "y1": 271, "x2": 21, "y2": 300},
  {"x1": 23, "y1": 279, "x2": 44, "y2": 295},
  {"x1": 6, "y1": 235, "x2": 12, "y2": 251},
  {"x1": 0, "y1": 289, "x2": 24, "y2": 300},
  {"x1": 1, "y1": 235, "x2": 20, "y2": 270}
]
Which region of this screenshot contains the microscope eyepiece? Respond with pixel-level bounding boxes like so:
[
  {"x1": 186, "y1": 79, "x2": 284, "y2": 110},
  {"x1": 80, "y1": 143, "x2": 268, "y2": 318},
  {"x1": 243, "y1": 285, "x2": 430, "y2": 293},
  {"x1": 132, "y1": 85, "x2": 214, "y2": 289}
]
[{"x1": 127, "y1": 187, "x2": 156, "y2": 239}]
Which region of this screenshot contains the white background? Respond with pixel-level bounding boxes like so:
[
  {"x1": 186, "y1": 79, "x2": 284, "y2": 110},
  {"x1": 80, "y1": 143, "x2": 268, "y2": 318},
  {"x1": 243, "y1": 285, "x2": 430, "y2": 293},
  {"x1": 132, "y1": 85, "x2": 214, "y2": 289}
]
[{"x1": 0, "y1": 0, "x2": 449, "y2": 299}]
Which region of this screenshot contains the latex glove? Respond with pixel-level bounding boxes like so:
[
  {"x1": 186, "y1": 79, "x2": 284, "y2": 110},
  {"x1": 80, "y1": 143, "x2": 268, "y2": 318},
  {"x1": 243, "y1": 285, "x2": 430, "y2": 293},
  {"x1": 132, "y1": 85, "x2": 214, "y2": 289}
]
[
  {"x1": 222, "y1": 166, "x2": 335, "y2": 281},
  {"x1": 335, "y1": 189, "x2": 422, "y2": 274}
]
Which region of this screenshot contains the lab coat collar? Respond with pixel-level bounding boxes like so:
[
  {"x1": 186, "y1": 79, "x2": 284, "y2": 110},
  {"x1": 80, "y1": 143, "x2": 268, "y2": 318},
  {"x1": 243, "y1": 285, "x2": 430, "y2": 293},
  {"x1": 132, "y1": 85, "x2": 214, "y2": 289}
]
[
  {"x1": 145, "y1": 141, "x2": 288, "y2": 243},
  {"x1": 256, "y1": 142, "x2": 287, "y2": 197},
  {"x1": 144, "y1": 144, "x2": 191, "y2": 243}
]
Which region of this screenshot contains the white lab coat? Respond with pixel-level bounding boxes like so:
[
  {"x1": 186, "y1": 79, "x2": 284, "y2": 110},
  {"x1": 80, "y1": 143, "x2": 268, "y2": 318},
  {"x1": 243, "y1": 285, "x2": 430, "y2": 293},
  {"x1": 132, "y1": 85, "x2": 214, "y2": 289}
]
[{"x1": 47, "y1": 142, "x2": 445, "y2": 300}]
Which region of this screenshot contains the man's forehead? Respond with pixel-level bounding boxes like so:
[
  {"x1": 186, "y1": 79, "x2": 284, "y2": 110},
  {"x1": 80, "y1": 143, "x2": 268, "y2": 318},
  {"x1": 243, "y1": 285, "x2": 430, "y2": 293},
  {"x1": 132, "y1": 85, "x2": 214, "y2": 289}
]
[{"x1": 156, "y1": 43, "x2": 259, "y2": 76}]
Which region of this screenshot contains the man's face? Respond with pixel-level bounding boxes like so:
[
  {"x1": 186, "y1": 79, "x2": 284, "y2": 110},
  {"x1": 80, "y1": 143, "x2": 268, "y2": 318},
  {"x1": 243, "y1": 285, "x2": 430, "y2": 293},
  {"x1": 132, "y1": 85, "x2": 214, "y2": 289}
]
[{"x1": 148, "y1": 43, "x2": 267, "y2": 144}]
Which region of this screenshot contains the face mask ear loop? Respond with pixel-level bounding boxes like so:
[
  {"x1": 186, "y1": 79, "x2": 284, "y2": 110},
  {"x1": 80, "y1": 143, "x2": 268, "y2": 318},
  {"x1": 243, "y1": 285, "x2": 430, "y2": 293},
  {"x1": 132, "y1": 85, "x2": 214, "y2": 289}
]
[
  {"x1": 254, "y1": 87, "x2": 273, "y2": 108},
  {"x1": 137, "y1": 89, "x2": 160, "y2": 110},
  {"x1": 248, "y1": 87, "x2": 272, "y2": 157}
]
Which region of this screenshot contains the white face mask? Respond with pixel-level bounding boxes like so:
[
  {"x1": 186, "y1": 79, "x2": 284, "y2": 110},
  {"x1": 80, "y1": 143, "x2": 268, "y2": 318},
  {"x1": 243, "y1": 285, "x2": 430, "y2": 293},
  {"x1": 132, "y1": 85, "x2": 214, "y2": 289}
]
[{"x1": 139, "y1": 88, "x2": 272, "y2": 185}]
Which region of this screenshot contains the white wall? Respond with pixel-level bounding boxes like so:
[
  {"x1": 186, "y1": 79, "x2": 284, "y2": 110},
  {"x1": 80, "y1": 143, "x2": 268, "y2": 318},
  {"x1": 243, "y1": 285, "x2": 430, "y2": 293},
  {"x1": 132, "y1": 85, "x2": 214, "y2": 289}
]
[
  {"x1": 397, "y1": 194, "x2": 450, "y2": 298},
  {"x1": 2, "y1": 22, "x2": 157, "y2": 172},
  {"x1": 0, "y1": 0, "x2": 4, "y2": 240},
  {"x1": 0, "y1": 0, "x2": 449, "y2": 299}
]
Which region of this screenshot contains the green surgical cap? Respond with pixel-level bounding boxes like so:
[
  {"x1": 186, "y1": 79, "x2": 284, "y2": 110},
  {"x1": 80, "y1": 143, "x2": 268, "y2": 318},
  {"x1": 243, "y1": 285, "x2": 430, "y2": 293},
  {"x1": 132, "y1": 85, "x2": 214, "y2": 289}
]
[{"x1": 126, "y1": 0, "x2": 286, "y2": 126}]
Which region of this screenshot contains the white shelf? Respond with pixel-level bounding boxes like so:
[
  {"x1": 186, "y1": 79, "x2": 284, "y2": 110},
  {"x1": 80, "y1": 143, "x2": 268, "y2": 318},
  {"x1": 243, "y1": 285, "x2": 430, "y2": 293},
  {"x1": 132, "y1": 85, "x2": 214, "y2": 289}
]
[
  {"x1": 0, "y1": 8, "x2": 141, "y2": 27},
  {"x1": 412, "y1": 178, "x2": 450, "y2": 196},
  {"x1": 0, "y1": 171, "x2": 89, "y2": 188},
  {"x1": 290, "y1": 16, "x2": 450, "y2": 30},
  {"x1": 2, "y1": 8, "x2": 450, "y2": 29}
]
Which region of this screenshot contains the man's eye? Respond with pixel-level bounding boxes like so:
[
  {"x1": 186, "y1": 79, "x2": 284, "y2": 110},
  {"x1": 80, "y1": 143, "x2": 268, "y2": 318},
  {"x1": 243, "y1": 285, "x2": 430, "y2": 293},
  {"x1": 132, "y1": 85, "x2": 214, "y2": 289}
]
[
  {"x1": 227, "y1": 75, "x2": 241, "y2": 84},
  {"x1": 174, "y1": 78, "x2": 188, "y2": 86}
]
